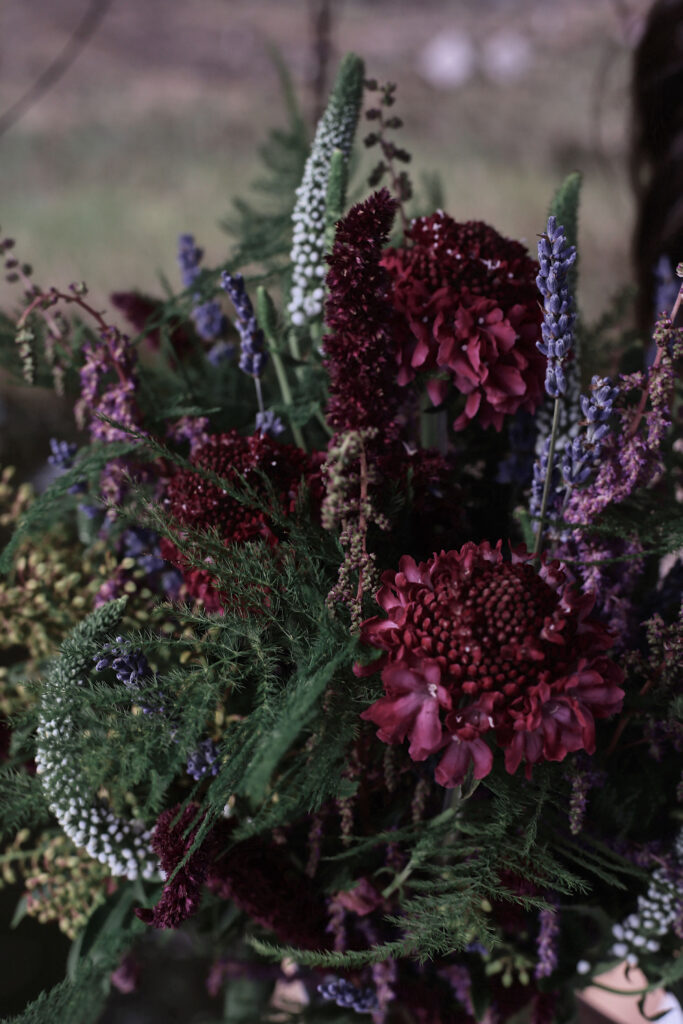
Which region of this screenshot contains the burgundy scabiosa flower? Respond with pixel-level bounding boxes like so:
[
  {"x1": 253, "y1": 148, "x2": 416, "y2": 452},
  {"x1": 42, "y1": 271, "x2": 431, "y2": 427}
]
[
  {"x1": 381, "y1": 212, "x2": 545, "y2": 430},
  {"x1": 357, "y1": 540, "x2": 624, "y2": 785}
]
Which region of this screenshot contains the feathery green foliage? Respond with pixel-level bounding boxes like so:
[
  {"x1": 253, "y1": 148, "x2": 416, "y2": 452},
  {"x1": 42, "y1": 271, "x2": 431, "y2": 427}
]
[{"x1": 220, "y1": 48, "x2": 309, "y2": 272}]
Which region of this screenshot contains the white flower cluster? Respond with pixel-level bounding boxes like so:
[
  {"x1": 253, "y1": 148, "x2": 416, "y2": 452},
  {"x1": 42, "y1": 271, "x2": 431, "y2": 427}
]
[
  {"x1": 36, "y1": 600, "x2": 158, "y2": 882},
  {"x1": 36, "y1": 685, "x2": 158, "y2": 882},
  {"x1": 608, "y1": 835, "x2": 682, "y2": 966},
  {"x1": 287, "y1": 83, "x2": 360, "y2": 327}
]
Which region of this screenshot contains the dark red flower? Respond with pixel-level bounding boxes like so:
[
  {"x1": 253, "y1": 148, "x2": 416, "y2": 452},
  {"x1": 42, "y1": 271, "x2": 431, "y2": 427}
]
[
  {"x1": 137, "y1": 806, "x2": 328, "y2": 948},
  {"x1": 357, "y1": 541, "x2": 624, "y2": 785},
  {"x1": 165, "y1": 429, "x2": 315, "y2": 542},
  {"x1": 360, "y1": 659, "x2": 451, "y2": 760},
  {"x1": 323, "y1": 188, "x2": 404, "y2": 440},
  {"x1": 162, "y1": 430, "x2": 321, "y2": 608},
  {"x1": 135, "y1": 804, "x2": 213, "y2": 929},
  {"x1": 110, "y1": 290, "x2": 195, "y2": 358},
  {"x1": 381, "y1": 213, "x2": 545, "y2": 430},
  {"x1": 206, "y1": 835, "x2": 329, "y2": 950}
]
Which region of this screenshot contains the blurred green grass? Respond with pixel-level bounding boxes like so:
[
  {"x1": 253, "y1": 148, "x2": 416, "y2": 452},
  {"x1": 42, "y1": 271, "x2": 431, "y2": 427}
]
[{"x1": 0, "y1": 1, "x2": 643, "y2": 325}]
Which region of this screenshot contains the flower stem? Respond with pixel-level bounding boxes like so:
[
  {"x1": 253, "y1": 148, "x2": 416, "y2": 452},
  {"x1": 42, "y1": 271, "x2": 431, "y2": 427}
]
[
  {"x1": 263, "y1": 331, "x2": 307, "y2": 451},
  {"x1": 533, "y1": 398, "x2": 561, "y2": 558}
]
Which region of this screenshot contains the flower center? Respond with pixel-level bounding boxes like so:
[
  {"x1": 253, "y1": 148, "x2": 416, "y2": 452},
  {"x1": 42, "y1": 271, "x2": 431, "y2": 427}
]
[{"x1": 410, "y1": 561, "x2": 562, "y2": 703}]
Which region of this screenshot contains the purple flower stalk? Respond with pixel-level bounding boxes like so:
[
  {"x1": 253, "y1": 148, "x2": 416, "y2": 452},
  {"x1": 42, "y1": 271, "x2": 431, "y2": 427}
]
[
  {"x1": 177, "y1": 234, "x2": 203, "y2": 288},
  {"x1": 95, "y1": 638, "x2": 152, "y2": 688},
  {"x1": 166, "y1": 415, "x2": 211, "y2": 455},
  {"x1": 47, "y1": 437, "x2": 88, "y2": 496},
  {"x1": 255, "y1": 409, "x2": 285, "y2": 437},
  {"x1": 561, "y1": 376, "x2": 619, "y2": 486},
  {"x1": 317, "y1": 978, "x2": 378, "y2": 1015},
  {"x1": 186, "y1": 738, "x2": 221, "y2": 781},
  {"x1": 76, "y1": 325, "x2": 142, "y2": 444},
  {"x1": 94, "y1": 638, "x2": 166, "y2": 715},
  {"x1": 535, "y1": 901, "x2": 560, "y2": 979},
  {"x1": 220, "y1": 271, "x2": 268, "y2": 378},
  {"x1": 122, "y1": 527, "x2": 165, "y2": 575},
  {"x1": 206, "y1": 339, "x2": 236, "y2": 366},
  {"x1": 536, "y1": 217, "x2": 577, "y2": 398},
  {"x1": 177, "y1": 234, "x2": 228, "y2": 343},
  {"x1": 47, "y1": 438, "x2": 78, "y2": 471}
]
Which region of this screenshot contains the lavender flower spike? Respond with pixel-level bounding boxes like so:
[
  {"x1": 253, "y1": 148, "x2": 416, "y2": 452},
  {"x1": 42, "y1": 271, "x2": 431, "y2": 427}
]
[
  {"x1": 220, "y1": 271, "x2": 268, "y2": 378},
  {"x1": 561, "y1": 375, "x2": 619, "y2": 488},
  {"x1": 177, "y1": 234, "x2": 228, "y2": 343},
  {"x1": 536, "y1": 216, "x2": 577, "y2": 398},
  {"x1": 186, "y1": 738, "x2": 221, "y2": 781},
  {"x1": 535, "y1": 901, "x2": 560, "y2": 979},
  {"x1": 255, "y1": 409, "x2": 285, "y2": 437}
]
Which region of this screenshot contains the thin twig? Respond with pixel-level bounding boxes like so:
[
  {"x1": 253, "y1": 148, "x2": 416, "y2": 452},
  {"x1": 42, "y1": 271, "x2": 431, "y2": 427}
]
[{"x1": 0, "y1": 0, "x2": 113, "y2": 139}]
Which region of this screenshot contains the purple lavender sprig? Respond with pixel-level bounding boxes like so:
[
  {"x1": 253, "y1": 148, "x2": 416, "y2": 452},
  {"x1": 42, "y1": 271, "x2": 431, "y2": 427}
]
[
  {"x1": 177, "y1": 234, "x2": 203, "y2": 289},
  {"x1": 560, "y1": 375, "x2": 619, "y2": 487},
  {"x1": 317, "y1": 978, "x2": 378, "y2": 1014},
  {"x1": 47, "y1": 437, "x2": 88, "y2": 497},
  {"x1": 94, "y1": 639, "x2": 166, "y2": 714},
  {"x1": 95, "y1": 638, "x2": 152, "y2": 688},
  {"x1": 255, "y1": 409, "x2": 285, "y2": 437},
  {"x1": 186, "y1": 738, "x2": 221, "y2": 781},
  {"x1": 47, "y1": 438, "x2": 78, "y2": 472},
  {"x1": 177, "y1": 234, "x2": 228, "y2": 343},
  {"x1": 220, "y1": 271, "x2": 268, "y2": 379},
  {"x1": 536, "y1": 217, "x2": 577, "y2": 398},
  {"x1": 535, "y1": 901, "x2": 560, "y2": 979}
]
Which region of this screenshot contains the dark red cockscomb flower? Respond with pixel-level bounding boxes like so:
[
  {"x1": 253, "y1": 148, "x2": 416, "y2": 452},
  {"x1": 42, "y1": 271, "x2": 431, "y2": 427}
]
[
  {"x1": 162, "y1": 430, "x2": 321, "y2": 608},
  {"x1": 207, "y1": 835, "x2": 329, "y2": 950},
  {"x1": 357, "y1": 541, "x2": 624, "y2": 785},
  {"x1": 137, "y1": 803, "x2": 329, "y2": 947},
  {"x1": 324, "y1": 188, "x2": 404, "y2": 439},
  {"x1": 136, "y1": 804, "x2": 214, "y2": 929},
  {"x1": 381, "y1": 212, "x2": 545, "y2": 430}
]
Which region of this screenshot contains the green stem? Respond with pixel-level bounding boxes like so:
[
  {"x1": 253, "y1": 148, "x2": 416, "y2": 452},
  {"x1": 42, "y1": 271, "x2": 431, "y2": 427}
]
[
  {"x1": 533, "y1": 398, "x2": 561, "y2": 559},
  {"x1": 287, "y1": 328, "x2": 304, "y2": 374},
  {"x1": 381, "y1": 856, "x2": 416, "y2": 900},
  {"x1": 0, "y1": 847, "x2": 45, "y2": 864},
  {"x1": 269, "y1": 349, "x2": 306, "y2": 451},
  {"x1": 314, "y1": 408, "x2": 333, "y2": 438}
]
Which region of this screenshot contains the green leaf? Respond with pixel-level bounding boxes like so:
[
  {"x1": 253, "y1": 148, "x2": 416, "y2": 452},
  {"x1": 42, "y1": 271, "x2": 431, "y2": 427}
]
[
  {"x1": 10, "y1": 894, "x2": 29, "y2": 929},
  {"x1": 67, "y1": 881, "x2": 140, "y2": 980},
  {"x1": 222, "y1": 977, "x2": 276, "y2": 1022}
]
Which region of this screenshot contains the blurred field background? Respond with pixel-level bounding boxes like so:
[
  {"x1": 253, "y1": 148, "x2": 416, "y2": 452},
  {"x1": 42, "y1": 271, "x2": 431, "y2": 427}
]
[{"x1": 0, "y1": 0, "x2": 654, "y2": 317}]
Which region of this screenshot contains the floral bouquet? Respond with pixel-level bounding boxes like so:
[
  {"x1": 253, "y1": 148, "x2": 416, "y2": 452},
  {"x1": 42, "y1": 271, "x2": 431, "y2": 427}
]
[{"x1": 0, "y1": 54, "x2": 681, "y2": 1024}]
